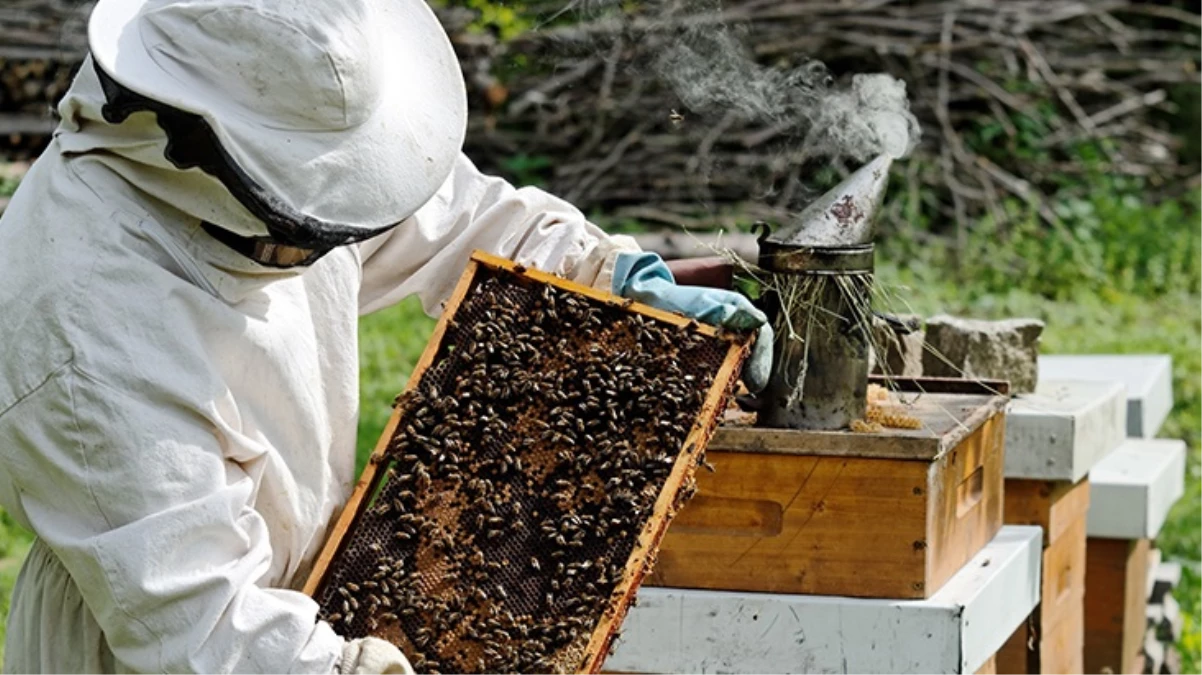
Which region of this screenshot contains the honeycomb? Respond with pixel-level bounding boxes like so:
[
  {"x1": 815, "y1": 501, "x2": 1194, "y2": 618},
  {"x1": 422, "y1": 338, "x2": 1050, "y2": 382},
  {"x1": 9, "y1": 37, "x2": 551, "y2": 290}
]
[
  {"x1": 858, "y1": 384, "x2": 922, "y2": 430},
  {"x1": 309, "y1": 259, "x2": 748, "y2": 674},
  {"x1": 865, "y1": 402, "x2": 922, "y2": 429}
]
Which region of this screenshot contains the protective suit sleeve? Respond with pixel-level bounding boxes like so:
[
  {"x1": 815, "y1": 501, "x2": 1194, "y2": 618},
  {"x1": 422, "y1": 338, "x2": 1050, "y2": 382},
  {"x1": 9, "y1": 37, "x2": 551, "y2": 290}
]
[
  {"x1": 0, "y1": 364, "x2": 346, "y2": 674},
  {"x1": 356, "y1": 153, "x2": 640, "y2": 316}
]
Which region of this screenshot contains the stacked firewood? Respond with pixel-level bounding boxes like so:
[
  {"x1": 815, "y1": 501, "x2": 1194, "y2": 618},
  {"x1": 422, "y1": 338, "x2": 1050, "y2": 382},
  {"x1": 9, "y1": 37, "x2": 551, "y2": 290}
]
[
  {"x1": 2, "y1": 1, "x2": 1199, "y2": 235},
  {"x1": 0, "y1": 0, "x2": 91, "y2": 157},
  {"x1": 1145, "y1": 555, "x2": 1185, "y2": 674},
  {"x1": 452, "y1": 0, "x2": 1200, "y2": 233}
]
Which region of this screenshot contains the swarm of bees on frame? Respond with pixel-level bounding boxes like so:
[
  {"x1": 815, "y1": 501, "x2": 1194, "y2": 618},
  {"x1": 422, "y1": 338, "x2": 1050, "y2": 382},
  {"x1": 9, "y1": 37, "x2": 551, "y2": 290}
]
[{"x1": 314, "y1": 268, "x2": 737, "y2": 674}]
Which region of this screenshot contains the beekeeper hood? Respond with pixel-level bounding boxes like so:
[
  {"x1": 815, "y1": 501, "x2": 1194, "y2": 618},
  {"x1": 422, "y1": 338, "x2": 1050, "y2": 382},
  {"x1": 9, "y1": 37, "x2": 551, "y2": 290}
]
[{"x1": 82, "y1": 0, "x2": 467, "y2": 265}]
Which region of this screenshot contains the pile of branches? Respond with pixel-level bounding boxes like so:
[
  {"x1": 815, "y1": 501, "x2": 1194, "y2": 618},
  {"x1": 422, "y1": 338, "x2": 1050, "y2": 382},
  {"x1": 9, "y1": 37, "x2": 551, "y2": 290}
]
[
  {"x1": 0, "y1": 0, "x2": 91, "y2": 157},
  {"x1": 2, "y1": 1, "x2": 1197, "y2": 237},
  {"x1": 449, "y1": 0, "x2": 1200, "y2": 234}
]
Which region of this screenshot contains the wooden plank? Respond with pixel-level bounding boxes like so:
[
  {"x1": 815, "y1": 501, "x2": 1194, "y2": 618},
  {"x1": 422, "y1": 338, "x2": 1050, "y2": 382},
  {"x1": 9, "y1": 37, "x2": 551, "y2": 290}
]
[
  {"x1": 1144, "y1": 547, "x2": 1163, "y2": 598},
  {"x1": 1038, "y1": 515, "x2": 1087, "y2": 673},
  {"x1": 1039, "y1": 609, "x2": 1085, "y2": 675},
  {"x1": 709, "y1": 424, "x2": 939, "y2": 460},
  {"x1": 1004, "y1": 478, "x2": 1091, "y2": 547},
  {"x1": 996, "y1": 525, "x2": 1089, "y2": 675},
  {"x1": 976, "y1": 653, "x2": 998, "y2": 675},
  {"x1": 1123, "y1": 540, "x2": 1152, "y2": 675},
  {"x1": 926, "y1": 412, "x2": 1006, "y2": 599},
  {"x1": 0, "y1": 113, "x2": 57, "y2": 135},
  {"x1": 710, "y1": 391, "x2": 1008, "y2": 461},
  {"x1": 871, "y1": 374, "x2": 1011, "y2": 397},
  {"x1": 301, "y1": 258, "x2": 482, "y2": 597},
  {"x1": 607, "y1": 526, "x2": 1042, "y2": 674},
  {"x1": 1085, "y1": 538, "x2": 1151, "y2": 674},
  {"x1": 469, "y1": 250, "x2": 725, "y2": 338},
  {"x1": 999, "y1": 482, "x2": 1090, "y2": 674},
  {"x1": 996, "y1": 615, "x2": 1037, "y2": 674}
]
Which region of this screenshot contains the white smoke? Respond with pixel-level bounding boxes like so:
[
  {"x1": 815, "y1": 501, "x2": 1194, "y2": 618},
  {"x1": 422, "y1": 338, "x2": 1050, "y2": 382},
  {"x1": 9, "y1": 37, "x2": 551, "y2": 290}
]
[{"x1": 650, "y1": 17, "x2": 921, "y2": 161}]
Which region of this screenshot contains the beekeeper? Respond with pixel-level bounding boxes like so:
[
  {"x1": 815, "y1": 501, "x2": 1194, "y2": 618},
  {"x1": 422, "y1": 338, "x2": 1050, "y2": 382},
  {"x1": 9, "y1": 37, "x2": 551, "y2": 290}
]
[{"x1": 0, "y1": 0, "x2": 771, "y2": 672}]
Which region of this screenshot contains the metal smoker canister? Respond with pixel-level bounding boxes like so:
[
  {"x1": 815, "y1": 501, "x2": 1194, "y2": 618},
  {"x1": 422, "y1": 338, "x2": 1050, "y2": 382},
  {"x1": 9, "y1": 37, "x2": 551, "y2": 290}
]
[{"x1": 754, "y1": 154, "x2": 891, "y2": 430}]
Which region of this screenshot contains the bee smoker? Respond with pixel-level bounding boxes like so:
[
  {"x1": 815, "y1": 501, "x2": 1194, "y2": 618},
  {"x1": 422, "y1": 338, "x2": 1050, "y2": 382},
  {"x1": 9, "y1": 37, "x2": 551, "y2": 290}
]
[{"x1": 752, "y1": 154, "x2": 891, "y2": 430}]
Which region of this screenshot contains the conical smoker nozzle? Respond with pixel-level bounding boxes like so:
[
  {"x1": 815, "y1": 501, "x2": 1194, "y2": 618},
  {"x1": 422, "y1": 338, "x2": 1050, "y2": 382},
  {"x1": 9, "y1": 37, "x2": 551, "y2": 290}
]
[
  {"x1": 768, "y1": 154, "x2": 892, "y2": 249},
  {"x1": 754, "y1": 154, "x2": 892, "y2": 431}
]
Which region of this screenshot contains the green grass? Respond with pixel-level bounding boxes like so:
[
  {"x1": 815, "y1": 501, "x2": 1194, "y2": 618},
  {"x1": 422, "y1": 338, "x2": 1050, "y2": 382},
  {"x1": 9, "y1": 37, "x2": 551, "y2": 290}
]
[
  {"x1": 356, "y1": 298, "x2": 438, "y2": 474},
  {"x1": 0, "y1": 512, "x2": 32, "y2": 657}
]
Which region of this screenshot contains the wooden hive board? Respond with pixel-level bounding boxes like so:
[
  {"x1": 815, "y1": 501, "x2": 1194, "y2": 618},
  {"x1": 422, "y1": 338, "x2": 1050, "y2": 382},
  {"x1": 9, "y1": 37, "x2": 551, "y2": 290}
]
[
  {"x1": 303, "y1": 251, "x2": 751, "y2": 674},
  {"x1": 647, "y1": 377, "x2": 1009, "y2": 599},
  {"x1": 1084, "y1": 537, "x2": 1151, "y2": 675}
]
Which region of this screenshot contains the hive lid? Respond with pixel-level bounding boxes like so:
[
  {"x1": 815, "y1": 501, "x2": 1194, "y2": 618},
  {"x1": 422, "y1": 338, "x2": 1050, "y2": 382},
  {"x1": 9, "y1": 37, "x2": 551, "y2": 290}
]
[{"x1": 713, "y1": 377, "x2": 1009, "y2": 461}]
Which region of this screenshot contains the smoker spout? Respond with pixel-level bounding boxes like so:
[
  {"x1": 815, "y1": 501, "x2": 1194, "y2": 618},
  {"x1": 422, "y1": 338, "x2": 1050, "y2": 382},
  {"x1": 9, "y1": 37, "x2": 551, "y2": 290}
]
[
  {"x1": 766, "y1": 154, "x2": 892, "y2": 251},
  {"x1": 754, "y1": 154, "x2": 891, "y2": 431}
]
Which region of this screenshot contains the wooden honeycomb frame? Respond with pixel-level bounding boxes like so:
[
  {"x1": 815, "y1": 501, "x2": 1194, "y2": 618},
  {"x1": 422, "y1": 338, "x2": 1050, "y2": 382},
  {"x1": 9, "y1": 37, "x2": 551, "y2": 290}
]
[{"x1": 303, "y1": 250, "x2": 751, "y2": 673}]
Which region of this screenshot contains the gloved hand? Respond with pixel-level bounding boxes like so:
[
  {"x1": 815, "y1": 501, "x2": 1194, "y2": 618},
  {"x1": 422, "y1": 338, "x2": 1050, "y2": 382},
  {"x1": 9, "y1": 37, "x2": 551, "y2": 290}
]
[
  {"x1": 612, "y1": 251, "x2": 773, "y2": 393},
  {"x1": 338, "y1": 637, "x2": 413, "y2": 674}
]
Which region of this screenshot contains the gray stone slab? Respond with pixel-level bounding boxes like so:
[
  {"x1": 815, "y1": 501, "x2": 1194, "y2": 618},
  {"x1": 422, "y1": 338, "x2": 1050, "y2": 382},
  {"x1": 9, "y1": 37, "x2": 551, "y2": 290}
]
[
  {"x1": 1038, "y1": 355, "x2": 1173, "y2": 438},
  {"x1": 924, "y1": 315, "x2": 1043, "y2": 393}
]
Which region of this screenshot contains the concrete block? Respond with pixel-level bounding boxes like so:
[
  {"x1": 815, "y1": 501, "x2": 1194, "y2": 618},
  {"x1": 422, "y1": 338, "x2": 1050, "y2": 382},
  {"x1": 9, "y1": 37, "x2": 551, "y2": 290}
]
[
  {"x1": 605, "y1": 526, "x2": 1042, "y2": 675},
  {"x1": 870, "y1": 314, "x2": 924, "y2": 377},
  {"x1": 1005, "y1": 380, "x2": 1127, "y2": 481},
  {"x1": 1087, "y1": 439, "x2": 1186, "y2": 539},
  {"x1": 1038, "y1": 355, "x2": 1173, "y2": 438},
  {"x1": 923, "y1": 315, "x2": 1044, "y2": 393}
]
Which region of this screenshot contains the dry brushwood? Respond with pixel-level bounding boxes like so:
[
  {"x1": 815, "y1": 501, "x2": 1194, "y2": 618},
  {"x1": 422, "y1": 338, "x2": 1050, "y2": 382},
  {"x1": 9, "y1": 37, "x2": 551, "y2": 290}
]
[
  {"x1": 451, "y1": 0, "x2": 1199, "y2": 235},
  {"x1": 2, "y1": 0, "x2": 1197, "y2": 235},
  {"x1": 0, "y1": 0, "x2": 90, "y2": 155}
]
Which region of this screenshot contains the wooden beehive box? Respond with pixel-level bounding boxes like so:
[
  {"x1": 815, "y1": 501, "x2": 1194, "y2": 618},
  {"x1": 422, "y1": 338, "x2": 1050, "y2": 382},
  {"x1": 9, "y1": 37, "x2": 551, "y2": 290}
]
[
  {"x1": 302, "y1": 251, "x2": 751, "y2": 674},
  {"x1": 645, "y1": 377, "x2": 1009, "y2": 600},
  {"x1": 1083, "y1": 438, "x2": 1186, "y2": 675},
  {"x1": 997, "y1": 478, "x2": 1091, "y2": 674},
  {"x1": 1084, "y1": 537, "x2": 1150, "y2": 675}
]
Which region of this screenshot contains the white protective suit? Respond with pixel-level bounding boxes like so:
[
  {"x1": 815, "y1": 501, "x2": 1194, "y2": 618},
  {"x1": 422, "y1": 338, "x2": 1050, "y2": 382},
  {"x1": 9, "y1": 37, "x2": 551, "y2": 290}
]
[{"x1": 0, "y1": 52, "x2": 637, "y2": 674}]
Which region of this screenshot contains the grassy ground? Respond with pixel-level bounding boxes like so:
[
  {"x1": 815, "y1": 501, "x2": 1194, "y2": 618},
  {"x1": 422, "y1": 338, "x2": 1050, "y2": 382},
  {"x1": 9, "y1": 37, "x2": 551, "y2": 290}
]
[{"x1": 2, "y1": 266, "x2": 1202, "y2": 662}]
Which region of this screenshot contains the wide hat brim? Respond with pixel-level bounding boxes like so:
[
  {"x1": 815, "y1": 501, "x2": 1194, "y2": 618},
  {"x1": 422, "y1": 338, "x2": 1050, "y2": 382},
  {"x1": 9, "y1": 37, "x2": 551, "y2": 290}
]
[{"x1": 87, "y1": 0, "x2": 468, "y2": 244}]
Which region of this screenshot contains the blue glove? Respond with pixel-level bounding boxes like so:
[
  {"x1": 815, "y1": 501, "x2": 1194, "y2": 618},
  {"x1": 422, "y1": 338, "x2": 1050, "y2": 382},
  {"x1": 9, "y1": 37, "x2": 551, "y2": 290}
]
[{"x1": 611, "y1": 251, "x2": 773, "y2": 393}]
